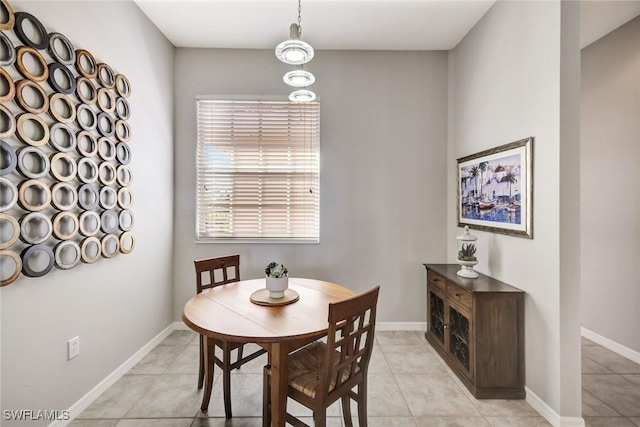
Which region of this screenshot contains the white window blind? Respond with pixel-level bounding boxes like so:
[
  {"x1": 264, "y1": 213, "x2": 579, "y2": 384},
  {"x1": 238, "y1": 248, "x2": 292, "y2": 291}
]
[{"x1": 196, "y1": 99, "x2": 320, "y2": 242}]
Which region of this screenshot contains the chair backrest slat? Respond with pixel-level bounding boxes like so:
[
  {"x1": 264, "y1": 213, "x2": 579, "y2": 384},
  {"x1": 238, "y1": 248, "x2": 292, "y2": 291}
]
[{"x1": 194, "y1": 255, "x2": 241, "y2": 294}]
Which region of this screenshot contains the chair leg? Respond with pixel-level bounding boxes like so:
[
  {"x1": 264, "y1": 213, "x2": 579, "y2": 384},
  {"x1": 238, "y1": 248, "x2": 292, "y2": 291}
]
[
  {"x1": 200, "y1": 336, "x2": 215, "y2": 412},
  {"x1": 197, "y1": 334, "x2": 204, "y2": 390},
  {"x1": 314, "y1": 409, "x2": 326, "y2": 427},
  {"x1": 342, "y1": 395, "x2": 353, "y2": 427},
  {"x1": 262, "y1": 365, "x2": 271, "y2": 427},
  {"x1": 357, "y1": 381, "x2": 368, "y2": 427},
  {"x1": 222, "y1": 341, "x2": 233, "y2": 419}
]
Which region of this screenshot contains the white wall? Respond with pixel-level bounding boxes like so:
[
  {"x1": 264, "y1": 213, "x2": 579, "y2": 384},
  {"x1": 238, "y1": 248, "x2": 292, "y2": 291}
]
[
  {"x1": 173, "y1": 49, "x2": 449, "y2": 323},
  {"x1": 581, "y1": 16, "x2": 640, "y2": 352},
  {"x1": 0, "y1": 2, "x2": 174, "y2": 424},
  {"x1": 447, "y1": 0, "x2": 582, "y2": 420}
]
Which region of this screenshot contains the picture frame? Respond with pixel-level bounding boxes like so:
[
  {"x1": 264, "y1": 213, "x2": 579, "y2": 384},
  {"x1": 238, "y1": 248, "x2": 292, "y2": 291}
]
[{"x1": 457, "y1": 137, "x2": 533, "y2": 239}]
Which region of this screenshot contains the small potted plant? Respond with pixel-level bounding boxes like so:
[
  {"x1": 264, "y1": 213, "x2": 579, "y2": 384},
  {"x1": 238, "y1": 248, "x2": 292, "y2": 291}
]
[{"x1": 265, "y1": 262, "x2": 289, "y2": 298}]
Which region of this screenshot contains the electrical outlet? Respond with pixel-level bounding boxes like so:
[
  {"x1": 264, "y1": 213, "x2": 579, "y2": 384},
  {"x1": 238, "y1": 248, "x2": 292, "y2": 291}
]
[{"x1": 68, "y1": 336, "x2": 80, "y2": 360}]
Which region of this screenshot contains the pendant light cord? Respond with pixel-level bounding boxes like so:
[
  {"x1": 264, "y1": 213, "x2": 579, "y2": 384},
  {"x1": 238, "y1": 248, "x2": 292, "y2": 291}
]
[{"x1": 297, "y1": 0, "x2": 302, "y2": 33}]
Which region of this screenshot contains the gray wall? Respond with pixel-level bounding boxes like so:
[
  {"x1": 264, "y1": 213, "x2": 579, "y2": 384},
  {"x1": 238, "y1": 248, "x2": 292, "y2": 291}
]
[
  {"x1": 173, "y1": 49, "x2": 449, "y2": 323},
  {"x1": 447, "y1": 0, "x2": 582, "y2": 417},
  {"x1": 581, "y1": 16, "x2": 640, "y2": 352},
  {"x1": 0, "y1": 2, "x2": 175, "y2": 423}
]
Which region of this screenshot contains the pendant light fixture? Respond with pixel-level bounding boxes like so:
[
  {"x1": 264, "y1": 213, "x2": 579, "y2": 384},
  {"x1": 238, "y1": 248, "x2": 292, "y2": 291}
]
[{"x1": 276, "y1": 0, "x2": 316, "y2": 102}]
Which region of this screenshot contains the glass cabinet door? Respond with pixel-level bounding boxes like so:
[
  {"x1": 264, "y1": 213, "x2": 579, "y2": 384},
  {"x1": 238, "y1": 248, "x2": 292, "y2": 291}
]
[
  {"x1": 429, "y1": 290, "x2": 446, "y2": 348},
  {"x1": 448, "y1": 305, "x2": 470, "y2": 373}
]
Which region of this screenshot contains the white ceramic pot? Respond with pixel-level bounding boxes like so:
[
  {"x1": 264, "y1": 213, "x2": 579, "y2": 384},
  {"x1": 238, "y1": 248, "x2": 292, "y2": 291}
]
[
  {"x1": 456, "y1": 259, "x2": 479, "y2": 278},
  {"x1": 266, "y1": 276, "x2": 288, "y2": 298}
]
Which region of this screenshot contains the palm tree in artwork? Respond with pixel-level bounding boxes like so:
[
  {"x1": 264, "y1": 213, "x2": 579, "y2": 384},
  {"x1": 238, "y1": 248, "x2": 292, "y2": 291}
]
[
  {"x1": 502, "y1": 171, "x2": 517, "y2": 201},
  {"x1": 479, "y1": 161, "x2": 488, "y2": 199},
  {"x1": 469, "y1": 165, "x2": 480, "y2": 199}
]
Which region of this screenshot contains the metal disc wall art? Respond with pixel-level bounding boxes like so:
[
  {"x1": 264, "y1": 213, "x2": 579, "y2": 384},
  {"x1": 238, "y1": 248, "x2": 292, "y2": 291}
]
[{"x1": 0, "y1": 0, "x2": 135, "y2": 287}]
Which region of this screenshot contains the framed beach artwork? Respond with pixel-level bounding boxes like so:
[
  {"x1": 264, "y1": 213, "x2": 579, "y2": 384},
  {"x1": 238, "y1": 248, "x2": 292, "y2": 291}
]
[{"x1": 457, "y1": 137, "x2": 533, "y2": 239}]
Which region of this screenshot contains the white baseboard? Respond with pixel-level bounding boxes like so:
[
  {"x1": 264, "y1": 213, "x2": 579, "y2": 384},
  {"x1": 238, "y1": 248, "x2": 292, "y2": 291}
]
[
  {"x1": 525, "y1": 387, "x2": 585, "y2": 427},
  {"x1": 377, "y1": 322, "x2": 426, "y2": 331},
  {"x1": 49, "y1": 323, "x2": 177, "y2": 427},
  {"x1": 581, "y1": 327, "x2": 640, "y2": 364}
]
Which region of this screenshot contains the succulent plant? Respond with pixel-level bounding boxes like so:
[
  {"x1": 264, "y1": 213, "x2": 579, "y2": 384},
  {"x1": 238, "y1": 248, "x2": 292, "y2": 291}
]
[
  {"x1": 265, "y1": 262, "x2": 288, "y2": 278},
  {"x1": 458, "y1": 243, "x2": 477, "y2": 262}
]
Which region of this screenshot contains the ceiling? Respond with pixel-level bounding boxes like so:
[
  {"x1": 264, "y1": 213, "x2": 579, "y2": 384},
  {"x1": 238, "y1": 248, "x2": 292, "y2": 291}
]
[{"x1": 134, "y1": 0, "x2": 640, "y2": 51}]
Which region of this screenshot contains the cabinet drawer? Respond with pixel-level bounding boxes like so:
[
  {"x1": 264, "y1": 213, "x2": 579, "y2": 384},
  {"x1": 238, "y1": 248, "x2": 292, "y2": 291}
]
[
  {"x1": 427, "y1": 270, "x2": 447, "y2": 292},
  {"x1": 447, "y1": 284, "x2": 473, "y2": 310}
]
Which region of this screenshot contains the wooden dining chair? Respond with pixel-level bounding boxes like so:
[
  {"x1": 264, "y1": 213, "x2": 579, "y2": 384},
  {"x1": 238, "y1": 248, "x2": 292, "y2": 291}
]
[
  {"x1": 262, "y1": 286, "x2": 380, "y2": 427},
  {"x1": 194, "y1": 255, "x2": 266, "y2": 418}
]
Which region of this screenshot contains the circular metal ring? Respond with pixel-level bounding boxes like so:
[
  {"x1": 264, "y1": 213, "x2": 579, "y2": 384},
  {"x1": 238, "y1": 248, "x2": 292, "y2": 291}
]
[
  {"x1": 50, "y1": 182, "x2": 77, "y2": 211},
  {"x1": 78, "y1": 211, "x2": 100, "y2": 237},
  {"x1": 76, "y1": 157, "x2": 98, "y2": 184},
  {"x1": 47, "y1": 32, "x2": 75, "y2": 66},
  {"x1": 0, "y1": 105, "x2": 16, "y2": 139},
  {"x1": 15, "y1": 46, "x2": 49, "y2": 82},
  {"x1": 77, "y1": 184, "x2": 99, "y2": 211},
  {"x1": 99, "y1": 186, "x2": 117, "y2": 210},
  {"x1": 0, "y1": 0, "x2": 15, "y2": 31},
  {"x1": 17, "y1": 146, "x2": 50, "y2": 179},
  {"x1": 0, "y1": 140, "x2": 17, "y2": 176},
  {"x1": 100, "y1": 210, "x2": 119, "y2": 234},
  {"x1": 119, "y1": 231, "x2": 135, "y2": 254},
  {"x1": 118, "y1": 209, "x2": 134, "y2": 232},
  {"x1": 76, "y1": 104, "x2": 97, "y2": 131},
  {"x1": 18, "y1": 179, "x2": 52, "y2": 211},
  {"x1": 49, "y1": 152, "x2": 77, "y2": 182},
  {"x1": 76, "y1": 130, "x2": 98, "y2": 157},
  {"x1": 101, "y1": 234, "x2": 119, "y2": 258},
  {"x1": 75, "y1": 49, "x2": 97, "y2": 79},
  {"x1": 0, "y1": 213, "x2": 20, "y2": 249},
  {"x1": 14, "y1": 12, "x2": 49, "y2": 50},
  {"x1": 75, "y1": 76, "x2": 97, "y2": 105},
  {"x1": 16, "y1": 113, "x2": 49, "y2": 147},
  {"x1": 116, "y1": 165, "x2": 132, "y2": 187},
  {"x1": 115, "y1": 74, "x2": 131, "y2": 98},
  {"x1": 48, "y1": 62, "x2": 76, "y2": 95},
  {"x1": 97, "y1": 63, "x2": 115, "y2": 89},
  {"x1": 48, "y1": 93, "x2": 77, "y2": 124},
  {"x1": 49, "y1": 122, "x2": 77, "y2": 151},
  {"x1": 96, "y1": 112, "x2": 115, "y2": 138},
  {"x1": 115, "y1": 97, "x2": 131, "y2": 120},
  {"x1": 0, "y1": 250, "x2": 22, "y2": 286},
  {"x1": 52, "y1": 211, "x2": 79, "y2": 240},
  {"x1": 80, "y1": 236, "x2": 101, "y2": 263},
  {"x1": 0, "y1": 31, "x2": 15, "y2": 66},
  {"x1": 98, "y1": 137, "x2": 116, "y2": 161},
  {"x1": 97, "y1": 88, "x2": 116, "y2": 113},
  {"x1": 0, "y1": 177, "x2": 18, "y2": 211},
  {"x1": 0, "y1": 67, "x2": 15, "y2": 103},
  {"x1": 14, "y1": 79, "x2": 49, "y2": 114},
  {"x1": 21, "y1": 244, "x2": 55, "y2": 277},
  {"x1": 98, "y1": 162, "x2": 117, "y2": 185},
  {"x1": 115, "y1": 142, "x2": 131, "y2": 165},
  {"x1": 114, "y1": 119, "x2": 131, "y2": 143},
  {"x1": 19, "y1": 211, "x2": 53, "y2": 244},
  {"x1": 54, "y1": 240, "x2": 81, "y2": 270},
  {"x1": 117, "y1": 187, "x2": 133, "y2": 209}
]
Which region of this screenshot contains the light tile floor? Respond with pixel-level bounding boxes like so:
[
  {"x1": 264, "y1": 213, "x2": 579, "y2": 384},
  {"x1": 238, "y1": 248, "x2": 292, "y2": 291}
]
[
  {"x1": 69, "y1": 331, "x2": 639, "y2": 427},
  {"x1": 581, "y1": 337, "x2": 640, "y2": 427}
]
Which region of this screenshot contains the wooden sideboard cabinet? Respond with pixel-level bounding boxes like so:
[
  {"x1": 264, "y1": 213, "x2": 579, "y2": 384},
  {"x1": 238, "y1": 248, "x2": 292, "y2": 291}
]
[{"x1": 423, "y1": 264, "x2": 525, "y2": 399}]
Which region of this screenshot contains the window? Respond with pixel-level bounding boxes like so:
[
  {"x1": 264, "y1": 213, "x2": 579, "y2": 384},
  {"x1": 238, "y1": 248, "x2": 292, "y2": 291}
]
[{"x1": 196, "y1": 98, "x2": 320, "y2": 242}]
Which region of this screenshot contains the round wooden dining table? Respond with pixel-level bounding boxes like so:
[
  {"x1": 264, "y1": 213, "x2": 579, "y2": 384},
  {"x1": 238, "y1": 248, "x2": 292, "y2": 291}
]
[{"x1": 182, "y1": 277, "x2": 355, "y2": 427}]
